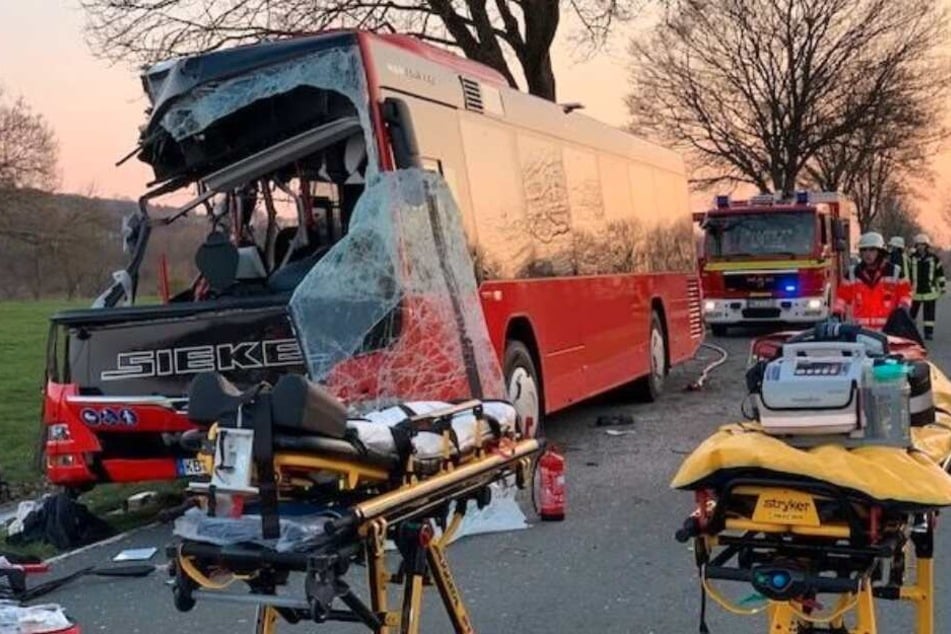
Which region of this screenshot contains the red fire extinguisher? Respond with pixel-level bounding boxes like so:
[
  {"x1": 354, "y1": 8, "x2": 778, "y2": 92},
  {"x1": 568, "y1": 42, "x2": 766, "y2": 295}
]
[{"x1": 538, "y1": 445, "x2": 566, "y2": 521}]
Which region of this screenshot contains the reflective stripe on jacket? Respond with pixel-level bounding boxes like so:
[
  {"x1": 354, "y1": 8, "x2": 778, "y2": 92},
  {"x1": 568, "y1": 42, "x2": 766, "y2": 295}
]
[
  {"x1": 889, "y1": 249, "x2": 910, "y2": 279},
  {"x1": 909, "y1": 252, "x2": 946, "y2": 301},
  {"x1": 834, "y1": 260, "x2": 912, "y2": 329}
]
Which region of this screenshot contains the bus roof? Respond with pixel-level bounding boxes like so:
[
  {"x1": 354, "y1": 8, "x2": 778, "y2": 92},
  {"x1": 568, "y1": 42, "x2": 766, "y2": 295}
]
[
  {"x1": 141, "y1": 29, "x2": 685, "y2": 177},
  {"x1": 366, "y1": 35, "x2": 685, "y2": 175}
]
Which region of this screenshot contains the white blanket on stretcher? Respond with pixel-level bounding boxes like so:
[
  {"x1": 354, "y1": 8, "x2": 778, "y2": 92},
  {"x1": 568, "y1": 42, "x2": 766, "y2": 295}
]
[{"x1": 346, "y1": 400, "x2": 518, "y2": 460}]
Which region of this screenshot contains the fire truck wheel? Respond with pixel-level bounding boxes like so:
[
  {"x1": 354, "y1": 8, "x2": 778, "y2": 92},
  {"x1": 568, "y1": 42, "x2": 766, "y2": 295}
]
[
  {"x1": 633, "y1": 310, "x2": 667, "y2": 402},
  {"x1": 503, "y1": 340, "x2": 543, "y2": 439}
]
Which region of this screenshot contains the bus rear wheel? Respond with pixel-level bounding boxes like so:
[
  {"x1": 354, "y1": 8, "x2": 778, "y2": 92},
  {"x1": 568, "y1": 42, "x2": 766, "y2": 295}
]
[
  {"x1": 633, "y1": 310, "x2": 667, "y2": 402},
  {"x1": 503, "y1": 340, "x2": 542, "y2": 439}
]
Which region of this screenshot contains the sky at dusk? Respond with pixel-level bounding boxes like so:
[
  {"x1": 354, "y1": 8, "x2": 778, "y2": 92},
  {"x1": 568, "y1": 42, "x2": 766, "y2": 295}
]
[{"x1": 1, "y1": 1, "x2": 948, "y2": 234}]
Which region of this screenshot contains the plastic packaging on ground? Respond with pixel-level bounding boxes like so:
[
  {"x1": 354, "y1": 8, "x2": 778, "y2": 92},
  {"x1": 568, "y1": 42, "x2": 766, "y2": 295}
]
[
  {"x1": 173, "y1": 507, "x2": 341, "y2": 553},
  {"x1": 0, "y1": 601, "x2": 72, "y2": 634}
]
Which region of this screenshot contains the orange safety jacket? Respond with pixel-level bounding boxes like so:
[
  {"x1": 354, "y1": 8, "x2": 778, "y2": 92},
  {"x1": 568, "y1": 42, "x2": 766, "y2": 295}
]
[{"x1": 833, "y1": 260, "x2": 912, "y2": 330}]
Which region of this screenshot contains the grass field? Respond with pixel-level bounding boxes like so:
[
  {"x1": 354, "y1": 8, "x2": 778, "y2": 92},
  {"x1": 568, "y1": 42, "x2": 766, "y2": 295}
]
[
  {"x1": 0, "y1": 299, "x2": 187, "y2": 554},
  {"x1": 0, "y1": 299, "x2": 86, "y2": 487}
]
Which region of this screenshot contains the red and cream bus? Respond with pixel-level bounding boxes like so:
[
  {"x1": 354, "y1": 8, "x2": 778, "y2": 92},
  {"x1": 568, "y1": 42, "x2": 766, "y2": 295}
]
[{"x1": 42, "y1": 30, "x2": 702, "y2": 488}]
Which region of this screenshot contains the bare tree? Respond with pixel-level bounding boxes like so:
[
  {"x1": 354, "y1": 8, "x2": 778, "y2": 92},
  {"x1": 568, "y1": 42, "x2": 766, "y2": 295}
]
[
  {"x1": 627, "y1": 0, "x2": 950, "y2": 196},
  {"x1": 0, "y1": 87, "x2": 57, "y2": 191},
  {"x1": 873, "y1": 185, "x2": 923, "y2": 242},
  {"x1": 80, "y1": 0, "x2": 642, "y2": 101},
  {"x1": 804, "y1": 49, "x2": 946, "y2": 230}
]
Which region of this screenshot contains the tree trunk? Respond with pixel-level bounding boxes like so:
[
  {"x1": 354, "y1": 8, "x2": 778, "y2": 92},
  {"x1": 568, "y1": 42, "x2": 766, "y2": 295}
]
[
  {"x1": 31, "y1": 245, "x2": 41, "y2": 300},
  {"x1": 523, "y1": 53, "x2": 557, "y2": 101}
]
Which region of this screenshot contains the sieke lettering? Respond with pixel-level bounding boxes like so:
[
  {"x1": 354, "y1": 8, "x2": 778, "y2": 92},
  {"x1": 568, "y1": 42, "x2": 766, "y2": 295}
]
[{"x1": 101, "y1": 339, "x2": 303, "y2": 380}]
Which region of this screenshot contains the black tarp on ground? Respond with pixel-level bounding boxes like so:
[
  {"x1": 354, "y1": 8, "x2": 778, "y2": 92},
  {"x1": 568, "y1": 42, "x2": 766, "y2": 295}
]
[{"x1": 6, "y1": 493, "x2": 113, "y2": 551}]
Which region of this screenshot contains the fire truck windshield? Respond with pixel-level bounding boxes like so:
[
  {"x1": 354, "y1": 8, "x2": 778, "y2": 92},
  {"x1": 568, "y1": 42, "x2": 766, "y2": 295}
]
[{"x1": 704, "y1": 211, "x2": 815, "y2": 258}]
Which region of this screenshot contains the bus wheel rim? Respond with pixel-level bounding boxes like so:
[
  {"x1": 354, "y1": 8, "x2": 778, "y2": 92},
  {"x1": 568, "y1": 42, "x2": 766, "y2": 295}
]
[{"x1": 508, "y1": 367, "x2": 540, "y2": 438}]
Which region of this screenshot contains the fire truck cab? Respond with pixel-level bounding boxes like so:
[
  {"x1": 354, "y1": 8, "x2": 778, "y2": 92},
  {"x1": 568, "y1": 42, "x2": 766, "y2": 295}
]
[{"x1": 694, "y1": 191, "x2": 854, "y2": 336}]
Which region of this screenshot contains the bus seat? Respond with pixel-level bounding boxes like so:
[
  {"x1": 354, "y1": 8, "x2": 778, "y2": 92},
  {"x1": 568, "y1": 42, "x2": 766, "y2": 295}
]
[
  {"x1": 194, "y1": 232, "x2": 239, "y2": 294},
  {"x1": 344, "y1": 135, "x2": 367, "y2": 185},
  {"x1": 273, "y1": 226, "x2": 298, "y2": 266},
  {"x1": 235, "y1": 246, "x2": 268, "y2": 281},
  {"x1": 267, "y1": 246, "x2": 330, "y2": 293}
]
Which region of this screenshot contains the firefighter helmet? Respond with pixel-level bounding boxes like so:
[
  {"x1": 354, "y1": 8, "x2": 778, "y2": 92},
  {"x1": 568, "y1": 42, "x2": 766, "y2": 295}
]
[
  {"x1": 889, "y1": 236, "x2": 905, "y2": 249},
  {"x1": 857, "y1": 232, "x2": 886, "y2": 251},
  {"x1": 914, "y1": 233, "x2": 932, "y2": 247}
]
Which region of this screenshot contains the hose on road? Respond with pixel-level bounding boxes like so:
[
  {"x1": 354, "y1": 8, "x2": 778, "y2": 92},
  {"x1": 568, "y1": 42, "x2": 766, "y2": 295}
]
[{"x1": 685, "y1": 342, "x2": 730, "y2": 391}]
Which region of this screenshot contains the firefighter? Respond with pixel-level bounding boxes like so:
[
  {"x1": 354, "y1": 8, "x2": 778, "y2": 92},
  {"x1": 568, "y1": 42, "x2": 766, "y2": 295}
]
[
  {"x1": 888, "y1": 236, "x2": 910, "y2": 279},
  {"x1": 833, "y1": 231, "x2": 912, "y2": 330},
  {"x1": 909, "y1": 233, "x2": 946, "y2": 340}
]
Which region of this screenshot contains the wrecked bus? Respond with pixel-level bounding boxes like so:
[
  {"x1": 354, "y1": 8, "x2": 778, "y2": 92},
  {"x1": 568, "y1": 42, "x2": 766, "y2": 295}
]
[{"x1": 41, "y1": 30, "x2": 702, "y2": 489}]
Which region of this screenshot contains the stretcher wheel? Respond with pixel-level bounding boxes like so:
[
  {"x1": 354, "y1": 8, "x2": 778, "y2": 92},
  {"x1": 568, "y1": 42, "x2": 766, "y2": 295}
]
[{"x1": 171, "y1": 560, "x2": 197, "y2": 612}]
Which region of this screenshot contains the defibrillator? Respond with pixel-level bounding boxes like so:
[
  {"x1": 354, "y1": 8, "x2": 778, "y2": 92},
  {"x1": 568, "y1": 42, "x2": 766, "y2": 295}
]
[{"x1": 753, "y1": 339, "x2": 911, "y2": 447}]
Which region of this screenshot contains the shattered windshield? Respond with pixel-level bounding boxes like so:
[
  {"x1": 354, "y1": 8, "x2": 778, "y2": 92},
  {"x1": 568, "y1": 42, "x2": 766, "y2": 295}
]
[
  {"x1": 704, "y1": 212, "x2": 816, "y2": 258},
  {"x1": 289, "y1": 170, "x2": 505, "y2": 412}
]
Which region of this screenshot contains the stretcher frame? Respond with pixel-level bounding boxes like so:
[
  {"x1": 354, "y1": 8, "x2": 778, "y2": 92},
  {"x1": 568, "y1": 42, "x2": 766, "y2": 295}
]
[
  {"x1": 168, "y1": 399, "x2": 541, "y2": 633},
  {"x1": 684, "y1": 478, "x2": 938, "y2": 634}
]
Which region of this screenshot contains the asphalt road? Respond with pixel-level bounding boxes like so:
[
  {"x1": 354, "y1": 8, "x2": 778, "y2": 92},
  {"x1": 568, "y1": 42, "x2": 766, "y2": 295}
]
[{"x1": 29, "y1": 298, "x2": 951, "y2": 633}]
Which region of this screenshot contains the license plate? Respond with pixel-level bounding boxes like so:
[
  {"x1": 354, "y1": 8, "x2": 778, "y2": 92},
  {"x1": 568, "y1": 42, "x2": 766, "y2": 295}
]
[
  {"x1": 752, "y1": 488, "x2": 820, "y2": 526},
  {"x1": 748, "y1": 299, "x2": 774, "y2": 308},
  {"x1": 177, "y1": 458, "x2": 207, "y2": 477}
]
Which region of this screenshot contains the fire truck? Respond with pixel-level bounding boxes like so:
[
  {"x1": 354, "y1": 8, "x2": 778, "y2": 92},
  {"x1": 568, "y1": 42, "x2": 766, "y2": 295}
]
[{"x1": 694, "y1": 191, "x2": 857, "y2": 336}]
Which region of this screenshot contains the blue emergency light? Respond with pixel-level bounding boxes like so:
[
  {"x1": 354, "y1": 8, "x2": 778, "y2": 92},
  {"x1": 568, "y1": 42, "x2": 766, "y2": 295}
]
[
  {"x1": 715, "y1": 195, "x2": 730, "y2": 208},
  {"x1": 784, "y1": 284, "x2": 797, "y2": 293},
  {"x1": 795, "y1": 191, "x2": 809, "y2": 204}
]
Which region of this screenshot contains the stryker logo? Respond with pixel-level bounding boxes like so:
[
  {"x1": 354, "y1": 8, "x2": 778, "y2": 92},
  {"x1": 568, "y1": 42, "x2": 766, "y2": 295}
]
[
  {"x1": 100, "y1": 339, "x2": 303, "y2": 381},
  {"x1": 761, "y1": 499, "x2": 811, "y2": 514}
]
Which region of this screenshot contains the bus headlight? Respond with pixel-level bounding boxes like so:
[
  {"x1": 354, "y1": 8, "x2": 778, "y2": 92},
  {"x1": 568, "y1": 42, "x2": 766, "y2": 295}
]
[
  {"x1": 48, "y1": 424, "x2": 71, "y2": 441},
  {"x1": 807, "y1": 299, "x2": 823, "y2": 310},
  {"x1": 704, "y1": 300, "x2": 716, "y2": 312}
]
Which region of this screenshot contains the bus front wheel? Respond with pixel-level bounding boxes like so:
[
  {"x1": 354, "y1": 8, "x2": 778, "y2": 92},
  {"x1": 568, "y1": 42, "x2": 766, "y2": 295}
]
[
  {"x1": 503, "y1": 340, "x2": 543, "y2": 439},
  {"x1": 633, "y1": 310, "x2": 667, "y2": 402}
]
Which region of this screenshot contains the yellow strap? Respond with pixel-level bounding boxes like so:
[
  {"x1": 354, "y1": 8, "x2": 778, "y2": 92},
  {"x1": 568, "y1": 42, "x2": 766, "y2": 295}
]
[
  {"x1": 700, "y1": 576, "x2": 768, "y2": 616},
  {"x1": 177, "y1": 545, "x2": 256, "y2": 589}
]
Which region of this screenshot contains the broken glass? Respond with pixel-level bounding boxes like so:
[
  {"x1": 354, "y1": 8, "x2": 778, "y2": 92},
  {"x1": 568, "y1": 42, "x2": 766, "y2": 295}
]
[
  {"x1": 289, "y1": 170, "x2": 504, "y2": 412},
  {"x1": 159, "y1": 45, "x2": 378, "y2": 179}
]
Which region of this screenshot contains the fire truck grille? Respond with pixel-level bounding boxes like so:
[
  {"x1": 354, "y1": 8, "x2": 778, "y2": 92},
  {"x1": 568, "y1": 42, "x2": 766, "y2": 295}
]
[{"x1": 723, "y1": 271, "x2": 798, "y2": 294}]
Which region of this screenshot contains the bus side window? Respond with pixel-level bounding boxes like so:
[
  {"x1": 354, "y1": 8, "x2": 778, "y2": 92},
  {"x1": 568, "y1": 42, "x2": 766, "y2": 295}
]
[
  {"x1": 459, "y1": 117, "x2": 529, "y2": 280},
  {"x1": 516, "y1": 133, "x2": 573, "y2": 278}
]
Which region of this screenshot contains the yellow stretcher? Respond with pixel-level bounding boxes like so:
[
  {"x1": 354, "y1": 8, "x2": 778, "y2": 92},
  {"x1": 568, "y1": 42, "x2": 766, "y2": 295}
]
[
  {"x1": 166, "y1": 372, "x2": 541, "y2": 634},
  {"x1": 672, "y1": 363, "x2": 951, "y2": 634}
]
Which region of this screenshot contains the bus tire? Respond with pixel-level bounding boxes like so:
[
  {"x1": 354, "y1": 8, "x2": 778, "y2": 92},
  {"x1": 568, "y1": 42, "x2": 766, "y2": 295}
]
[
  {"x1": 633, "y1": 310, "x2": 667, "y2": 402},
  {"x1": 710, "y1": 325, "x2": 728, "y2": 337},
  {"x1": 503, "y1": 340, "x2": 543, "y2": 439}
]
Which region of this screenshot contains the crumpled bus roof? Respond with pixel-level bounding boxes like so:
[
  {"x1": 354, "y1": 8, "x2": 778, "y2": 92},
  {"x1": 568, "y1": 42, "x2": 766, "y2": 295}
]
[{"x1": 140, "y1": 32, "x2": 358, "y2": 136}]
